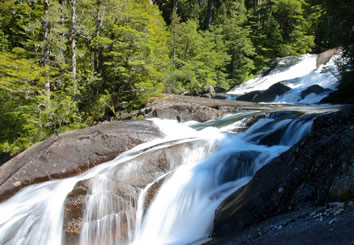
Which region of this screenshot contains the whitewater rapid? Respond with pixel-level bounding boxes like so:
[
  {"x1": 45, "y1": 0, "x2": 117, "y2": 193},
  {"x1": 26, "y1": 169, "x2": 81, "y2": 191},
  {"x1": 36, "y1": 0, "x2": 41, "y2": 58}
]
[
  {"x1": 0, "y1": 51, "x2": 342, "y2": 245},
  {"x1": 227, "y1": 53, "x2": 341, "y2": 104},
  {"x1": 132, "y1": 113, "x2": 315, "y2": 244},
  {"x1": 0, "y1": 111, "x2": 317, "y2": 245}
]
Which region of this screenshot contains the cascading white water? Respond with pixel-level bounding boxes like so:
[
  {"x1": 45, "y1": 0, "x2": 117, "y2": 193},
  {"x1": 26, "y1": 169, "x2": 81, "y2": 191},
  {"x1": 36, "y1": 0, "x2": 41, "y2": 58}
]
[
  {"x1": 227, "y1": 53, "x2": 341, "y2": 104},
  {"x1": 0, "y1": 51, "x2": 341, "y2": 245},
  {"x1": 132, "y1": 113, "x2": 315, "y2": 245},
  {"x1": 0, "y1": 110, "x2": 316, "y2": 245},
  {"x1": 0, "y1": 117, "x2": 225, "y2": 245},
  {"x1": 0, "y1": 179, "x2": 78, "y2": 245},
  {"x1": 78, "y1": 121, "x2": 223, "y2": 245}
]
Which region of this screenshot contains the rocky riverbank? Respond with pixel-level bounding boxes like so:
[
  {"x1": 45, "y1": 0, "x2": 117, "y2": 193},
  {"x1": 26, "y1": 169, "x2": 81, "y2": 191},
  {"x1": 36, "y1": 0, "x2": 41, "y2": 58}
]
[
  {"x1": 139, "y1": 93, "x2": 340, "y2": 121},
  {"x1": 208, "y1": 106, "x2": 354, "y2": 244},
  {"x1": 0, "y1": 94, "x2": 352, "y2": 244},
  {"x1": 206, "y1": 201, "x2": 354, "y2": 245},
  {"x1": 0, "y1": 120, "x2": 163, "y2": 202}
]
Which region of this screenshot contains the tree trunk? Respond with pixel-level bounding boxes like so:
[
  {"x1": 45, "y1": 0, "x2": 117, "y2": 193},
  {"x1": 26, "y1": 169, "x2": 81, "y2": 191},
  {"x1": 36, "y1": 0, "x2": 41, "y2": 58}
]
[
  {"x1": 205, "y1": 0, "x2": 213, "y2": 30},
  {"x1": 71, "y1": 0, "x2": 77, "y2": 83},
  {"x1": 59, "y1": 0, "x2": 66, "y2": 67},
  {"x1": 94, "y1": 0, "x2": 105, "y2": 74},
  {"x1": 42, "y1": 0, "x2": 50, "y2": 101}
]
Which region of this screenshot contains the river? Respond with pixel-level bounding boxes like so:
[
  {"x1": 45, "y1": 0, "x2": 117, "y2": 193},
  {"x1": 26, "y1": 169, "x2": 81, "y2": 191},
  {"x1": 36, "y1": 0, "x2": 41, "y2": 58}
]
[{"x1": 0, "y1": 52, "x2": 342, "y2": 244}]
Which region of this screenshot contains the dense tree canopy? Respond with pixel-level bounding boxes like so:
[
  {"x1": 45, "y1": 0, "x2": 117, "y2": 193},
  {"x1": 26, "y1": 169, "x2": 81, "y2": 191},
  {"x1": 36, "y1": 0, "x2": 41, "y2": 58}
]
[{"x1": 0, "y1": 0, "x2": 353, "y2": 155}]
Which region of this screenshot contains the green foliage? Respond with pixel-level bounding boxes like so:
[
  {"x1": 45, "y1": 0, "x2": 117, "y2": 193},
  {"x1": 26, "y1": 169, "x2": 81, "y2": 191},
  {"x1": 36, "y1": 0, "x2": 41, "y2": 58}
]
[
  {"x1": 311, "y1": 0, "x2": 354, "y2": 98},
  {"x1": 0, "y1": 52, "x2": 85, "y2": 155},
  {"x1": 1, "y1": 0, "x2": 353, "y2": 155},
  {"x1": 215, "y1": 0, "x2": 256, "y2": 86},
  {"x1": 246, "y1": 0, "x2": 316, "y2": 73},
  {"x1": 0, "y1": 31, "x2": 9, "y2": 51},
  {"x1": 95, "y1": 0, "x2": 168, "y2": 114},
  {"x1": 165, "y1": 14, "x2": 230, "y2": 94}
]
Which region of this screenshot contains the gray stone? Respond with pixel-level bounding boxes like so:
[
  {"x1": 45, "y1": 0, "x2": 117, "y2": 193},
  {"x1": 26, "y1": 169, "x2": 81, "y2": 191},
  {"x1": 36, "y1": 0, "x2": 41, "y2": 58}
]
[{"x1": 0, "y1": 120, "x2": 163, "y2": 202}]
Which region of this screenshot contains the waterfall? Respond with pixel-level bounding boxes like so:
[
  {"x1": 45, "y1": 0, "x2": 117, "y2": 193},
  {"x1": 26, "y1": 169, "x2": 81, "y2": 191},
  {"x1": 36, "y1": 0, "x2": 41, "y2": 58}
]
[
  {"x1": 132, "y1": 112, "x2": 315, "y2": 245},
  {"x1": 0, "y1": 110, "x2": 317, "y2": 245},
  {"x1": 0, "y1": 179, "x2": 78, "y2": 245},
  {"x1": 0, "y1": 117, "x2": 224, "y2": 245},
  {"x1": 227, "y1": 53, "x2": 341, "y2": 104},
  {"x1": 0, "y1": 51, "x2": 339, "y2": 244}
]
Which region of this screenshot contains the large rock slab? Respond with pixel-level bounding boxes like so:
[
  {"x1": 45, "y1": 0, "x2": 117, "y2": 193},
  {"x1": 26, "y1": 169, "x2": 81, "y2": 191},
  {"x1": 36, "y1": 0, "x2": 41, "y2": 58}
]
[
  {"x1": 140, "y1": 94, "x2": 281, "y2": 122},
  {"x1": 320, "y1": 90, "x2": 354, "y2": 104},
  {"x1": 212, "y1": 107, "x2": 354, "y2": 237},
  {"x1": 208, "y1": 203, "x2": 354, "y2": 245},
  {"x1": 316, "y1": 47, "x2": 342, "y2": 68},
  {"x1": 301, "y1": 84, "x2": 332, "y2": 99},
  {"x1": 0, "y1": 120, "x2": 163, "y2": 202},
  {"x1": 63, "y1": 139, "x2": 214, "y2": 244},
  {"x1": 236, "y1": 91, "x2": 261, "y2": 102},
  {"x1": 236, "y1": 82, "x2": 291, "y2": 103}
]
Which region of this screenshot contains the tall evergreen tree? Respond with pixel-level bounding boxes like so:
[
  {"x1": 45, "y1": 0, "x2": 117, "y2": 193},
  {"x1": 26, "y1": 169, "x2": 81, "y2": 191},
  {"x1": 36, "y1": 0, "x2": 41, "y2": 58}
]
[
  {"x1": 166, "y1": 10, "x2": 230, "y2": 94},
  {"x1": 215, "y1": 0, "x2": 256, "y2": 86}
]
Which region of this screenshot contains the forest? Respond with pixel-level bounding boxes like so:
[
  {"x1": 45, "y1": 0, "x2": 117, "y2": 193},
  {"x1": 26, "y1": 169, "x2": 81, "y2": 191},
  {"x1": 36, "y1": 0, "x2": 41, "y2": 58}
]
[{"x1": 0, "y1": 0, "x2": 353, "y2": 155}]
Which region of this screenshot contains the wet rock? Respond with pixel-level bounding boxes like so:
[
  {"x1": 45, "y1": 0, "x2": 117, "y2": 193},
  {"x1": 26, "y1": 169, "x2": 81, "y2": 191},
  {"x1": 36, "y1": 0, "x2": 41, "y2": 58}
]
[
  {"x1": 316, "y1": 48, "x2": 342, "y2": 68},
  {"x1": 219, "y1": 151, "x2": 261, "y2": 183},
  {"x1": 253, "y1": 83, "x2": 291, "y2": 102},
  {"x1": 63, "y1": 139, "x2": 214, "y2": 244},
  {"x1": 236, "y1": 91, "x2": 262, "y2": 102},
  {"x1": 201, "y1": 93, "x2": 231, "y2": 100},
  {"x1": 140, "y1": 93, "x2": 274, "y2": 123},
  {"x1": 212, "y1": 107, "x2": 354, "y2": 237},
  {"x1": 231, "y1": 113, "x2": 267, "y2": 133},
  {"x1": 236, "y1": 83, "x2": 291, "y2": 103},
  {"x1": 320, "y1": 90, "x2": 354, "y2": 104},
  {"x1": 208, "y1": 205, "x2": 354, "y2": 245},
  {"x1": 143, "y1": 173, "x2": 171, "y2": 212},
  {"x1": 149, "y1": 104, "x2": 221, "y2": 122},
  {"x1": 329, "y1": 174, "x2": 353, "y2": 202},
  {"x1": 301, "y1": 85, "x2": 332, "y2": 99},
  {"x1": 63, "y1": 180, "x2": 90, "y2": 245},
  {"x1": 0, "y1": 120, "x2": 163, "y2": 202}
]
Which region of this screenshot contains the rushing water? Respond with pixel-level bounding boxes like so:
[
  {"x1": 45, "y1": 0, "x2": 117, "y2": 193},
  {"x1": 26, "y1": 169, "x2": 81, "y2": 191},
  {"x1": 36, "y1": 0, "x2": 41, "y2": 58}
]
[
  {"x1": 0, "y1": 52, "x2": 341, "y2": 245},
  {"x1": 227, "y1": 53, "x2": 341, "y2": 104},
  {"x1": 132, "y1": 112, "x2": 315, "y2": 245},
  {"x1": 0, "y1": 110, "x2": 318, "y2": 245}
]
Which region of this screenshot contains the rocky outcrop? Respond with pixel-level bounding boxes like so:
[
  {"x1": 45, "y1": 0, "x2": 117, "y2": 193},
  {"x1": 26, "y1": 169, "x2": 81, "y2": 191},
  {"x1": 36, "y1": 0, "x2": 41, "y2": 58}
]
[
  {"x1": 236, "y1": 82, "x2": 291, "y2": 102},
  {"x1": 301, "y1": 84, "x2": 332, "y2": 99},
  {"x1": 0, "y1": 120, "x2": 163, "y2": 202},
  {"x1": 201, "y1": 93, "x2": 231, "y2": 100},
  {"x1": 141, "y1": 94, "x2": 282, "y2": 122},
  {"x1": 320, "y1": 90, "x2": 354, "y2": 104},
  {"x1": 236, "y1": 91, "x2": 261, "y2": 102},
  {"x1": 316, "y1": 48, "x2": 342, "y2": 68},
  {"x1": 207, "y1": 202, "x2": 354, "y2": 245},
  {"x1": 149, "y1": 104, "x2": 221, "y2": 122},
  {"x1": 63, "y1": 139, "x2": 214, "y2": 244},
  {"x1": 212, "y1": 107, "x2": 354, "y2": 238}
]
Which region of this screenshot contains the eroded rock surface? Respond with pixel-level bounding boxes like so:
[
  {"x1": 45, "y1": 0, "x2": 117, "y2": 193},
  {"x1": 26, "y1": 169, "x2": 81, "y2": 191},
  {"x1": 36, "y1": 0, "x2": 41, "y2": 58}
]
[
  {"x1": 0, "y1": 120, "x2": 162, "y2": 202},
  {"x1": 63, "y1": 139, "x2": 215, "y2": 244},
  {"x1": 212, "y1": 107, "x2": 354, "y2": 238},
  {"x1": 301, "y1": 84, "x2": 332, "y2": 99},
  {"x1": 236, "y1": 82, "x2": 291, "y2": 102},
  {"x1": 140, "y1": 93, "x2": 279, "y2": 122}
]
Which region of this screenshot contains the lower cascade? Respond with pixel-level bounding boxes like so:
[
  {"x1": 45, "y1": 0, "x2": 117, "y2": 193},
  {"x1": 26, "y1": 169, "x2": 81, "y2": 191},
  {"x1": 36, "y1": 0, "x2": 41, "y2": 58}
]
[{"x1": 0, "y1": 110, "x2": 318, "y2": 245}]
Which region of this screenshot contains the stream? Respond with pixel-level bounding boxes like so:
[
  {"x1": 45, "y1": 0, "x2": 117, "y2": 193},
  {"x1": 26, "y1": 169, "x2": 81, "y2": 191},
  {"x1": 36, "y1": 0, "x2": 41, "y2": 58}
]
[{"x1": 0, "y1": 52, "x2": 342, "y2": 245}]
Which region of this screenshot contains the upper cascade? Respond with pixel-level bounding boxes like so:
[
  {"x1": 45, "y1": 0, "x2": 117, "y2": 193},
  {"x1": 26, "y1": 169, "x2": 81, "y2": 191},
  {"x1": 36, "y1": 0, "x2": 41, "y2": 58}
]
[{"x1": 227, "y1": 52, "x2": 341, "y2": 104}]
